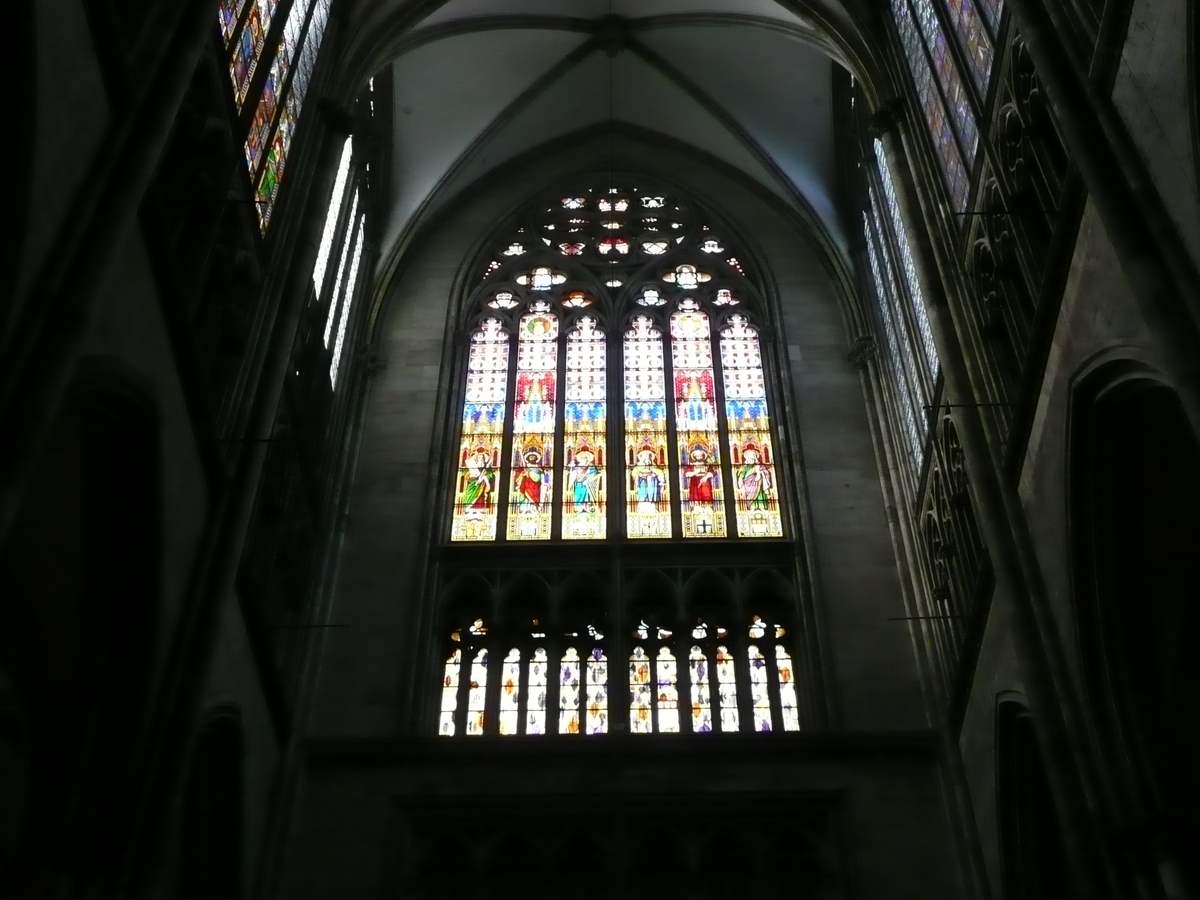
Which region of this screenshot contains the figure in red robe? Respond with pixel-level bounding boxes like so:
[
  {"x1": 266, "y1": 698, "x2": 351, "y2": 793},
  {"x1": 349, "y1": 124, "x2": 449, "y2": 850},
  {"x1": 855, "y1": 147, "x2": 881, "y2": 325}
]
[
  {"x1": 514, "y1": 448, "x2": 544, "y2": 508},
  {"x1": 683, "y1": 447, "x2": 716, "y2": 504}
]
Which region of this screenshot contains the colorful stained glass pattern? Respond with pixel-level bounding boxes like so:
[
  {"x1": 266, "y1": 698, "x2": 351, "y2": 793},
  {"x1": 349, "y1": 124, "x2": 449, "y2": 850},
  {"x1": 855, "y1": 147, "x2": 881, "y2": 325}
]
[
  {"x1": 508, "y1": 302, "x2": 558, "y2": 540},
  {"x1": 629, "y1": 647, "x2": 653, "y2": 734},
  {"x1": 465, "y1": 649, "x2": 488, "y2": 736},
  {"x1": 527, "y1": 648, "x2": 548, "y2": 735},
  {"x1": 908, "y1": 0, "x2": 979, "y2": 167},
  {"x1": 254, "y1": 0, "x2": 330, "y2": 229},
  {"x1": 656, "y1": 647, "x2": 680, "y2": 733},
  {"x1": 244, "y1": 0, "x2": 314, "y2": 174},
  {"x1": 312, "y1": 137, "x2": 353, "y2": 297},
  {"x1": 499, "y1": 649, "x2": 521, "y2": 735},
  {"x1": 689, "y1": 646, "x2": 712, "y2": 733},
  {"x1": 218, "y1": 0, "x2": 248, "y2": 46},
  {"x1": 559, "y1": 648, "x2": 581, "y2": 734},
  {"x1": 451, "y1": 319, "x2": 509, "y2": 542},
  {"x1": 672, "y1": 300, "x2": 725, "y2": 537},
  {"x1": 747, "y1": 645, "x2": 772, "y2": 732},
  {"x1": 624, "y1": 316, "x2": 672, "y2": 538},
  {"x1": 776, "y1": 645, "x2": 801, "y2": 732},
  {"x1": 720, "y1": 316, "x2": 783, "y2": 537},
  {"x1": 891, "y1": 0, "x2": 971, "y2": 210},
  {"x1": 230, "y1": 0, "x2": 278, "y2": 109},
  {"x1": 586, "y1": 648, "x2": 608, "y2": 734},
  {"x1": 942, "y1": 0, "x2": 995, "y2": 91},
  {"x1": 438, "y1": 649, "x2": 460, "y2": 736},
  {"x1": 874, "y1": 140, "x2": 941, "y2": 378},
  {"x1": 562, "y1": 318, "x2": 606, "y2": 539},
  {"x1": 329, "y1": 218, "x2": 365, "y2": 388},
  {"x1": 715, "y1": 645, "x2": 740, "y2": 732}
]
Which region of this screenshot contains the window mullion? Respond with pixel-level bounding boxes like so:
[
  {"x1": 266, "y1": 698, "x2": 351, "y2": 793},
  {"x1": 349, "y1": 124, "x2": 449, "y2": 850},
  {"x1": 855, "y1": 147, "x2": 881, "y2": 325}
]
[{"x1": 551, "y1": 320, "x2": 569, "y2": 541}]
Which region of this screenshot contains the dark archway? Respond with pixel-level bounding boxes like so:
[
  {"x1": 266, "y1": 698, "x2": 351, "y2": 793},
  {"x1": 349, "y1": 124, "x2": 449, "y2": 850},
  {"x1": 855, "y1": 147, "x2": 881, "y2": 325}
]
[
  {"x1": 180, "y1": 707, "x2": 244, "y2": 900},
  {"x1": 0, "y1": 365, "x2": 159, "y2": 895},
  {"x1": 1, "y1": 0, "x2": 35, "y2": 316},
  {"x1": 996, "y1": 701, "x2": 1071, "y2": 900},
  {"x1": 1070, "y1": 369, "x2": 1200, "y2": 892}
]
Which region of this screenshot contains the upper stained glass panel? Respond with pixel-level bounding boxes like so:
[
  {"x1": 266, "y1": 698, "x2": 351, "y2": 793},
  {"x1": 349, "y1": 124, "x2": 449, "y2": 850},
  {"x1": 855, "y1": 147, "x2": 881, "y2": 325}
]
[{"x1": 450, "y1": 181, "x2": 782, "y2": 544}]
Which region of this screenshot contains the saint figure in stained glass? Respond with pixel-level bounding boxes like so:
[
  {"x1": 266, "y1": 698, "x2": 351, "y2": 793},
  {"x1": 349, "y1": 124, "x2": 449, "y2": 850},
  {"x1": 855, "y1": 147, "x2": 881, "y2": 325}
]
[
  {"x1": 567, "y1": 446, "x2": 602, "y2": 514},
  {"x1": 735, "y1": 445, "x2": 773, "y2": 510},
  {"x1": 683, "y1": 446, "x2": 718, "y2": 504}
]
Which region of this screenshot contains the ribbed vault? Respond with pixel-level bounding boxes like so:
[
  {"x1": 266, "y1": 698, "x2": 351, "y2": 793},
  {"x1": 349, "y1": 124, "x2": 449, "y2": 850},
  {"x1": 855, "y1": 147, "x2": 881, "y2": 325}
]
[{"x1": 337, "y1": 0, "x2": 875, "y2": 276}]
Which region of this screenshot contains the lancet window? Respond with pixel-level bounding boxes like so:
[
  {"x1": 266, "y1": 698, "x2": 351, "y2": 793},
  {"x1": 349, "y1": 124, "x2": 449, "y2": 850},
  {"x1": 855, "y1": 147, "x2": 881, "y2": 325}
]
[
  {"x1": 219, "y1": 0, "x2": 333, "y2": 229},
  {"x1": 861, "y1": 141, "x2": 942, "y2": 473},
  {"x1": 449, "y1": 184, "x2": 786, "y2": 543},
  {"x1": 308, "y1": 128, "x2": 373, "y2": 390}
]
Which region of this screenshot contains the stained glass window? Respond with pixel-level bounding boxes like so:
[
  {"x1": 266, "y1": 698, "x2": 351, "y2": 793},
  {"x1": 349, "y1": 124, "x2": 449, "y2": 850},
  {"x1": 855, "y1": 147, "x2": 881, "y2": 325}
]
[
  {"x1": 218, "y1": 0, "x2": 249, "y2": 46},
  {"x1": 747, "y1": 645, "x2": 772, "y2": 732},
  {"x1": 441, "y1": 617, "x2": 799, "y2": 737},
  {"x1": 672, "y1": 300, "x2": 725, "y2": 538},
  {"x1": 721, "y1": 316, "x2": 782, "y2": 537},
  {"x1": 873, "y1": 140, "x2": 940, "y2": 378},
  {"x1": 465, "y1": 649, "x2": 488, "y2": 736},
  {"x1": 689, "y1": 646, "x2": 712, "y2": 733},
  {"x1": 451, "y1": 319, "x2": 509, "y2": 541},
  {"x1": 312, "y1": 137, "x2": 353, "y2": 297},
  {"x1": 941, "y1": 0, "x2": 995, "y2": 91},
  {"x1": 449, "y1": 183, "x2": 787, "y2": 543},
  {"x1": 715, "y1": 645, "x2": 740, "y2": 732},
  {"x1": 526, "y1": 648, "x2": 548, "y2": 735},
  {"x1": 586, "y1": 648, "x2": 608, "y2": 734},
  {"x1": 252, "y1": 0, "x2": 332, "y2": 229},
  {"x1": 655, "y1": 647, "x2": 680, "y2": 733},
  {"x1": 630, "y1": 647, "x2": 653, "y2": 733},
  {"x1": 624, "y1": 316, "x2": 672, "y2": 538},
  {"x1": 230, "y1": 0, "x2": 279, "y2": 109},
  {"x1": 865, "y1": 213, "x2": 925, "y2": 466},
  {"x1": 244, "y1": 0, "x2": 313, "y2": 174},
  {"x1": 499, "y1": 649, "x2": 521, "y2": 735},
  {"x1": 508, "y1": 302, "x2": 558, "y2": 541},
  {"x1": 562, "y1": 318, "x2": 606, "y2": 539},
  {"x1": 559, "y1": 648, "x2": 581, "y2": 734},
  {"x1": 438, "y1": 649, "x2": 460, "y2": 736}
]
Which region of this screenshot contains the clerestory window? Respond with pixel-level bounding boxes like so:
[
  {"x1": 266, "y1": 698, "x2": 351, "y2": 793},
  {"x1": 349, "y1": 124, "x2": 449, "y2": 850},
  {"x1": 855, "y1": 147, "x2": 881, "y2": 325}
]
[{"x1": 449, "y1": 184, "x2": 786, "y2": 543}]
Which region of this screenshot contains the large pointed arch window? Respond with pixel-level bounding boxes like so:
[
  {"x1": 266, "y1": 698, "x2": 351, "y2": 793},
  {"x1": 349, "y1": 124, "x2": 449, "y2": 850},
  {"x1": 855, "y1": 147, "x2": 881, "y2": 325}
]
[{"x1": 448, "y1": 184, "x2": 786, "y2": 543}]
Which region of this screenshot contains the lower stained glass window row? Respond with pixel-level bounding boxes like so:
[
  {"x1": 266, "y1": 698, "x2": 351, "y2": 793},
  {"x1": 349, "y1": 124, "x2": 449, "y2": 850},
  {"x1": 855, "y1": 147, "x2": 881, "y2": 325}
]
[{"x1": 438, "y1": 617, "x2": 800, "y2": 736}]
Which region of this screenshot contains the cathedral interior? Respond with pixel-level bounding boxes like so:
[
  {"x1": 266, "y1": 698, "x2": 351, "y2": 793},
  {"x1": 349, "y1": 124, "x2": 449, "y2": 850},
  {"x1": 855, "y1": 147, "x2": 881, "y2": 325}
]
[{"x1": 3, "y1": 0, "x2": 1200, "y2": 897}]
